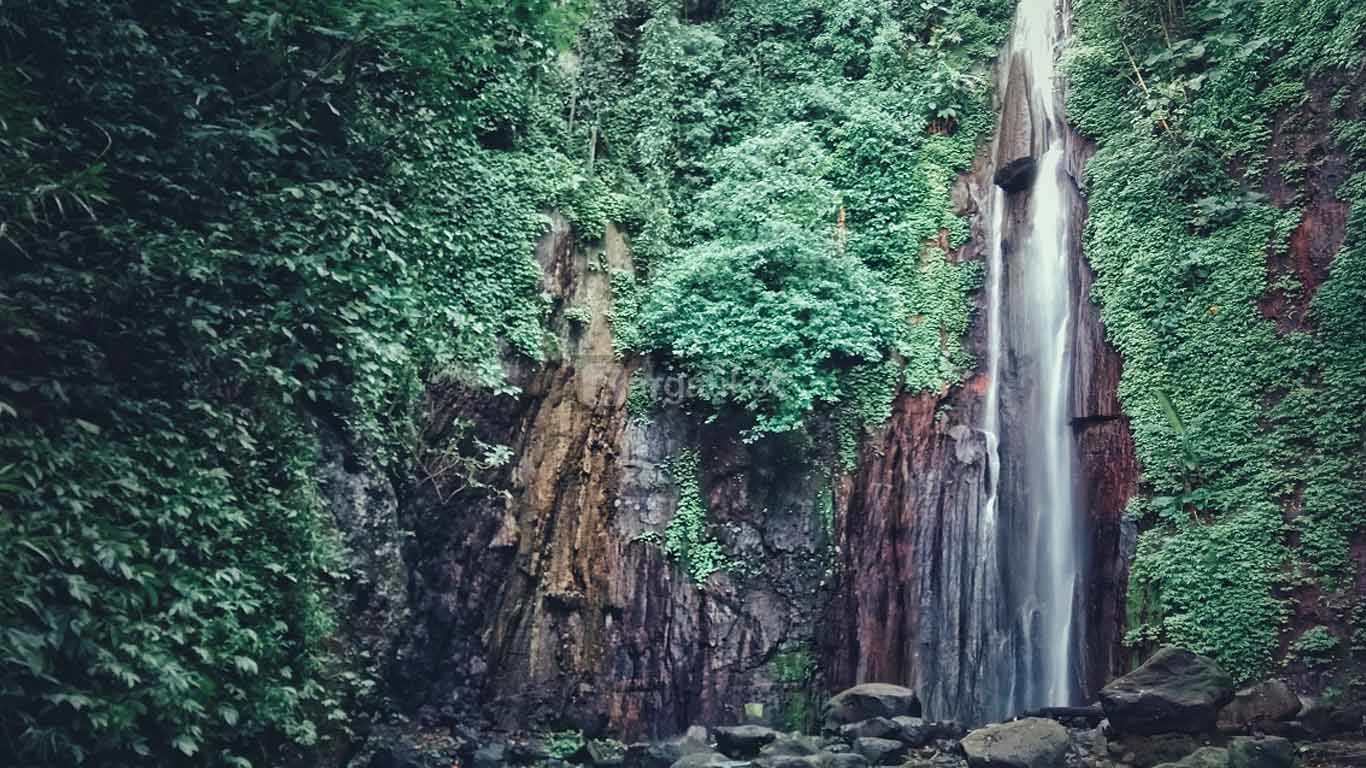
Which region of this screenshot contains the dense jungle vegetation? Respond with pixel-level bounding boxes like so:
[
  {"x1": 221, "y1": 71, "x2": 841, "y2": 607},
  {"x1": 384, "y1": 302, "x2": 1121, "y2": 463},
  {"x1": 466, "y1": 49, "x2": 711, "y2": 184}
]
[
  {"x1": 1069, "y1": 0, "x2": 1366, "y2": 681},
  {"x1": 0, "y1": 0, "x2": 1007, "y2": 763},
  {"x1": 1, "y1": 0, "x2": 1363, "y2": 764}
]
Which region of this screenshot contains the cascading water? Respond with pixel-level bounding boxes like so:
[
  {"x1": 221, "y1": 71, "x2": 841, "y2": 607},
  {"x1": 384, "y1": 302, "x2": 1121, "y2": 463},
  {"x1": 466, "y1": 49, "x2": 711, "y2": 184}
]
[{"x1": 978, "y1": 0, "x2": 1083, "y2": 716}]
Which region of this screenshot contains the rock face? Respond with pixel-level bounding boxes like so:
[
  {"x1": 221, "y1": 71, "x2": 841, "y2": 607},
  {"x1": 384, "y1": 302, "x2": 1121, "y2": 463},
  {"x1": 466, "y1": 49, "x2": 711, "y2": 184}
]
[
  {"x1": 838, "y1": 718, "x2": 901, "y2": 740},
  {"x1": 377, "y1": 219, "x2": 836, "y2": 740},
  {"x1": 1217, "y1": 681, "x2": 1300, "y2": 728},
  {"x1": 852, "y1": 737, "x2": 906, "y2": 765},
  {"x1": 821, "y1": 0, "x2": 1137, "y2": 724},
  {"x1": 960, "y1": 718, "x2": 1069, "y2": 768},
  {"x1": 993, "y1": 157, "x2": 1038, "y2": 193},
  {"x1": 1226, "y1": 737, "x2": 1294, "y2": 768},
  {"x1": 823, "y1": 684, "x2": 922, "y2": 727},
  {"x1": 1100, "y1": 647, "x2": 1236, "y2": 735},
  {"x1": 713, "y1": 725, "x2": 779, "y2": 758}
]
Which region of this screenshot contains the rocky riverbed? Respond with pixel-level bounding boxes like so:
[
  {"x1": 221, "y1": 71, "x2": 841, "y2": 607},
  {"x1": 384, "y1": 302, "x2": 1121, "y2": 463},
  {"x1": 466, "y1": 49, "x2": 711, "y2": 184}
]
[{"x1": 358, "y1": 648, "x2": 1366, "y2": 768}]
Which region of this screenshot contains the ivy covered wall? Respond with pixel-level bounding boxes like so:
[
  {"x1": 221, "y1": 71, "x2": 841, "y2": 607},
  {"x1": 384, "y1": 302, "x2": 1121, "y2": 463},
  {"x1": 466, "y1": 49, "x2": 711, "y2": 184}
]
[{"x1": 1068, "y1": 0, "x2": 1366, "y2": 684}]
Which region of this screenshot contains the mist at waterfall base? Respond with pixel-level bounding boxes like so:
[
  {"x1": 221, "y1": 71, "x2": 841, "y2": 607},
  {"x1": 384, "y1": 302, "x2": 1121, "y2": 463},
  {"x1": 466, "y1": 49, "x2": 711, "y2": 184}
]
[{"x1": 957, "y1": 0, "x2": 1085, "y2": 723}]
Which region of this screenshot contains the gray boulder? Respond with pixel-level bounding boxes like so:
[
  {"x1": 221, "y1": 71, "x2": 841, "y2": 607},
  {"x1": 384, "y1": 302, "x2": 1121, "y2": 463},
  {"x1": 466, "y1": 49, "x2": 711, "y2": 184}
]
[
  {"x1": 670, "y1": 753, "x2": 750, "y2": 768},
  {"x1": 1100, "y1": 647, "x2": 1235, "y2": 735},
  {"x1": 1298, "y1": 695, "x2": 1365, "y2": 735},
  {"x1": 628, "y1": 736, "x2": 716, "y2": 768},
  {"x1": 1218, "y1": 681, "x2": 1300, "y2": 728},
  {"x1": 960, "y1": 718, "x2": 1069, "y2": 768},
  {"x1": 753, "y1": 756, "x2": 825, "y2": 768},
  {"x1": 852, "y1": 738, "x2": 907, "y2": 765},
  {"x1": 892, "y1": 716, "x2": 934, "y2": 747},
  {"x1": 1226, "y1": 737, "x2": 1293, "y2": 768},
  {"x1": 715, "y1": 726, "x2": 780, "y2": 758},
  {"x1": 1152, "y1": 746, "x2": 1229, "y2": 768},
  {"x1": 760, "y1": 735, "x2": 823, "y2": 758},
  {"x1": 824, "y1": 684, "x2": 921, "y2": 728},
  {"x1": 839, "y1": 718, "x2": 901, "y2": 741},
  {"x1": 827, "y1": 754, "x2": 870, "y2": 768},
  {"x1": 1109, "y1": 734, "x2": 1203, "y2": 768}
]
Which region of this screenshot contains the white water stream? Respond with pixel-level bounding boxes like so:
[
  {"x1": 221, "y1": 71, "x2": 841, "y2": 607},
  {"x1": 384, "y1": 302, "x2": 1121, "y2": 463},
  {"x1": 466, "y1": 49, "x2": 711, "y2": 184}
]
[{"x1": 979, "y1": 0, "x2": 1080, "y2": 712}]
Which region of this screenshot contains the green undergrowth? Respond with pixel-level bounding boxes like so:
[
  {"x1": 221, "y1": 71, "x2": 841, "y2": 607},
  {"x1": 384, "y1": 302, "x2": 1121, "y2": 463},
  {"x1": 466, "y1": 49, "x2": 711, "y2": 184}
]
[
  {"x1": 662, "y1": 449, "x2": 730, "y2": 583},
  {"x1": 1069, "y1": 0, "x2": 1366, "y2": 679},
  {"x1": 0, "y1": 0, "x2": 595, "y2": 764},
  {"x1": 574, "y1": 0, "x2": 1012, "y2": 441}
]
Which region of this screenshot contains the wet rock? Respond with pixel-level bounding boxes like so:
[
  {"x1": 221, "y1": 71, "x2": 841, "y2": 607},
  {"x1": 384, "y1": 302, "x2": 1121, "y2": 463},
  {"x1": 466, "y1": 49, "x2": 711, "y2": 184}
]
[
  {"x1": 715, "y1": 726, "x2": 780, "y2": 758},
  {"x1": 1099, "y1": 647, "x2": 1235, "y2": 735},
  {"x1": 839, "y1": 718, "x2": 901, "y2": 741},
  {"x1": 892, "y1": 716, "x2": 934, "y2": 747},
  {"x1": 1298, "y1": 696, "x2": 1365, "y2": 735},
  {"x1": 1108, "y1": 734, "x2": 1202, "y2": 768},
  {"x1": 994, "y1": 157, "x2": 1038, "y2": 193},
  {"x1": 473, "y1": 744, "x2": 508, "y2": 768},
  {"x1": 1152, "y1": 746, "x2": 1228, "y2": 768},
  {"x1": 823, "y1": 684, "x2": 921, "y2": 728},
  {"x1": 960, "y1": 718, "x2": 1069, "y2": 768},
  {"x1": 670, "y1": 752, "x2": 749, "y2": 768},
  {"x1": 1217, "y1": 681, "x2": 1300, "y2": 729},
  {"x1": 852, "y1": 737, "x2": 907, "y2": 765},
  {"x1": 1225, "y1": 737, "x2": 1293, "y2": 768},
  {"x1": 1071, "y1": 727, "x2": 1108, "y2": 760},
  {"x1": 760, "y1": 734, "x2": 823, "y2": 757},
  {"x1": 755, "y1": 754, "x2": 832, "y2": 768},
  {"x1": 827, "y1": 753, "x2": 871, "y2": 768},
  {"x1": 627, "y1": 738, "x2": 711, "y2": 768}
]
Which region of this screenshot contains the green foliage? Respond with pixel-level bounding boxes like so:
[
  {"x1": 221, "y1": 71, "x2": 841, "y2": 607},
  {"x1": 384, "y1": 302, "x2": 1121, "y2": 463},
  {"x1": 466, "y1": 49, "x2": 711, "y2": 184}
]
[
  {"x1": 542, "y1": 729, "x2": 585, "y2": 759},
  {"x1": 663, "y1": 449, "x2": 730, "y2": 583},
  {"x1": 607, "y1": 268, "x2": 643, "y2": 356},
  {"x1": 570, "y1": 0, "x2": 1012, "y2": 438},
  {"x1": 625, "y1": 371, "x2": 656, "y2": 423},
  {"x1": 641, "y1": 221, "x2": 900, "y2": 437},
  {"x1": 1070, "y1": 0, "x2": 1366, "y2": 680},
  {"x1": 1291, "y1": 627, "x2": 1341, "y2": 667},
  {"x1": 0, "y1": 0, "x2": 586, "y2": 764},
  {"x1": 768, "y1": 646, "x2": 817, "y2": 731}
]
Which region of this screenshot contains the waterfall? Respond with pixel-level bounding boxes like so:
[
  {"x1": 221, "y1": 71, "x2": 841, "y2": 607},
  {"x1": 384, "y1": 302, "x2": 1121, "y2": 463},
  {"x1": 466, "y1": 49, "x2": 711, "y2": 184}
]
[{"x1": 978, "y1": 0, "x2": 1082, "y2": 716}]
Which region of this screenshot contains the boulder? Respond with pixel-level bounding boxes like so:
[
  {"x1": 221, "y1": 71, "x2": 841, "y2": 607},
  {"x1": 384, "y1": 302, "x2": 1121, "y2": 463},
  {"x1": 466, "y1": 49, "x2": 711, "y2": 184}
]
[
  {"x1": 715, "y1": 726, "x2": 781, "y2": 758},
  {"x1": 1152, "y1": 746, "x2": 1229, "y2": 768},
  {"x1": 838, "y1": 718, "x2": 901, "y2": 741},
  {"x1": 1298, "y1": 696, "x2": 1365, "y2": 735},
  {"x1": 473, "y1": 744, "x2": 508, "y2": 768},
  {"x1": 1100, "y1": 647, "x2": 1235, "y2": 735},
  {"x1": 1217, "y1": 681, "x2": 1300, "y2": 728},
  {"x1": 892, "y1": 716, "x2": 934, "y2": 747},
  {"x1": 823, "y1": 684, "x2": 921, "y2": 728},
  {"x1": 827, "y1": 754, "x2": 871, "y2": 768},
  {"x1": 993, "y1": 157, "x2": 1038, "y2": 193},
  {"x1": 960, "y1": 718, "x2": 1069, "y2": 768},
  {"x1": 670, "y1": 752, "x2": 750, "y2": 768},
  {"x1": 852, "y1": 737, "x2": 907, "y2": 765},
  {"x1": 1109, "y1": 734, "x2": 1202, "y2": 768},
  {"x1": 760, "y1": 735, "x2": 823, "y2": 758},
  {"x1": 1226, "y1": 737, "x2": 1293, "y2": 768},
  {"x1": 627, "y1": 737, "x2": 713, "y2": 768},
  {"x1": 753, "y1": 756, "x2": 826, "y2": 768}
]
